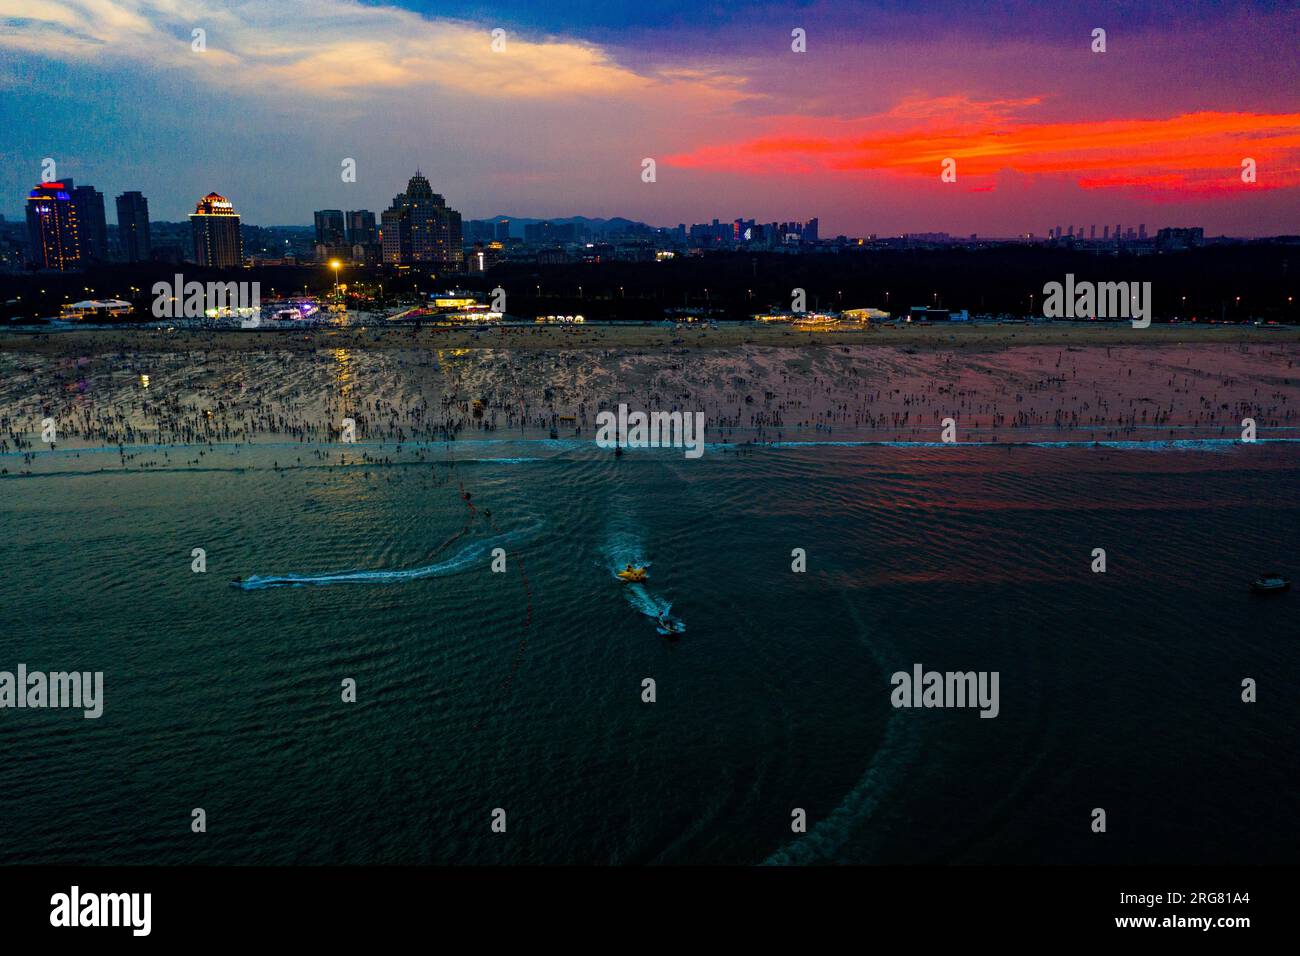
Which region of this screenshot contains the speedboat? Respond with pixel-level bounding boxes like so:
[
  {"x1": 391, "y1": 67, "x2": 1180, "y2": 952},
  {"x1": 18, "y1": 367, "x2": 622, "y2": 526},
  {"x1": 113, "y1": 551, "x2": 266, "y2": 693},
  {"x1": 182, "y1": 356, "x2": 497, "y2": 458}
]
[
  {"x1": 1250, "y1": 573, "x2": 1291, "y2": 594},
  {"x1": 617, "y1": 566, "x2": 648, "y2": 583},
  {"x1": 656, "y1": 615, "x2": 685, "y2": 637}
]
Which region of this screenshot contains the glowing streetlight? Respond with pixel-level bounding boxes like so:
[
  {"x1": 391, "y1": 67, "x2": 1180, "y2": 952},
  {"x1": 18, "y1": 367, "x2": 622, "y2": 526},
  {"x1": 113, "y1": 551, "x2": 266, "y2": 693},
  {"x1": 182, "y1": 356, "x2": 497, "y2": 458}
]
[{"x1": 330, "y1": 260, "x2": 342, "y2": 297}]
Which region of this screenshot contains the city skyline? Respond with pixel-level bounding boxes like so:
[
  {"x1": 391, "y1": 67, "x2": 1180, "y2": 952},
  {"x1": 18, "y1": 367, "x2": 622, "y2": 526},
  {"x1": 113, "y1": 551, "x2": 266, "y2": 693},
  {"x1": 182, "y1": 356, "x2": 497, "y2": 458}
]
[{"x1": 2, "y1": 1, "x2": 1298, "y2": 235}]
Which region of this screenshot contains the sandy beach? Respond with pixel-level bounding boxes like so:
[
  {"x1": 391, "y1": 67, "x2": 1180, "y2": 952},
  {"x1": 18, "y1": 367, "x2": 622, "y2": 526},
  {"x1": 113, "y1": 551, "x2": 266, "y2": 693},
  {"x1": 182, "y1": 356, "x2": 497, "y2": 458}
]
[{"x1": 3, "y1": 320, "x2": 1298, "y2": 358}]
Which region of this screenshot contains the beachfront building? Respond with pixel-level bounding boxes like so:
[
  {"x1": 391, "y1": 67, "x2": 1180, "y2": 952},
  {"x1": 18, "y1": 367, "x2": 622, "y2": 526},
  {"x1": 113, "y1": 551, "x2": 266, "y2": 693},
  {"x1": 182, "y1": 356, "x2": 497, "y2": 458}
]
[
  {"x1": 59, "y1": 299, "x2": 132, "y2": 321},
  {"x1": 25, "y1": 182, "x2": 81, "y2": 271},
  {"x1": 380, "y1": 172, "x2": 463, "y2": 270},
  {"x1": 841, "y1": 308, "x2": 891, "y2": 325},
  {"x1": 115, "y1": 191, "x2": 152, "y2": 262},
  {"x1": 189, "y1": 192, "x2": 244, "y2": 268}
]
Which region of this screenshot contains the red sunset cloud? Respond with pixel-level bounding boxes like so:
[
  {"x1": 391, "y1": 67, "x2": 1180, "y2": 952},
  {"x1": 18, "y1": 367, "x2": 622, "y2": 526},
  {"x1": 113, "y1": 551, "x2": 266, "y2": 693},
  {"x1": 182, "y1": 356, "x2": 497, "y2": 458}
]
[{"x1": 664, "y1": 101, "x2": 1300, "y2": 201}]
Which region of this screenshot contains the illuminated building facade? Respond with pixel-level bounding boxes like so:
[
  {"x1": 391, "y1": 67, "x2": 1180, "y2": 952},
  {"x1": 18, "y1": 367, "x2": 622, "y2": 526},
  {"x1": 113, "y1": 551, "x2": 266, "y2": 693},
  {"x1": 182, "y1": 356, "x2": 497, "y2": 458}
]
[
  {"x1": 25, "y1": 182, "x2": 81, "y2": 271},
  {"x1": 465, "y1": 241, "x2": 504, "y2": 274},
  {"x1": 380, "y1": 172, "x2": 463, "y2": 269},
  {"x1": 189, "y1": 192, "x2": 244, "y2": 268}
]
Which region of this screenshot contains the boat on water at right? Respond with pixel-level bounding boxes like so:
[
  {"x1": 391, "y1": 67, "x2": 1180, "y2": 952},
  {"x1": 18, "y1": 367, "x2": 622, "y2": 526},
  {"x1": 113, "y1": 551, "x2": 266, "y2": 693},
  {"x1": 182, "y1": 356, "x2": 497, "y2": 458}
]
[{"x1": 1249, "y1": 573, "x2": 1291, "y2": 594}]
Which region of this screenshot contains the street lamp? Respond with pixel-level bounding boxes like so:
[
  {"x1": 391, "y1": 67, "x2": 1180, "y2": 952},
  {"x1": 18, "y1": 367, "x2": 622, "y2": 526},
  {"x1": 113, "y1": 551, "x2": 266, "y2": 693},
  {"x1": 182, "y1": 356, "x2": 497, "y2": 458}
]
[{"x1": 330, "y1": 260, "x2": 341, "y2": 298}]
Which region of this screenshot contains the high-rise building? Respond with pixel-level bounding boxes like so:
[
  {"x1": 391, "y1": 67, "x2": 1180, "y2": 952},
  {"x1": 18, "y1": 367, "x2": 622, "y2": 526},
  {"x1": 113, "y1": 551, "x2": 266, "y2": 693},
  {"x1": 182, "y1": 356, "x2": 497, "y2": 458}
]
[
  {"x1": 380, "y1": 172, "x2": 462, "y2": 268},
  {"x1": 25, "y1": 182, "x2": 81, "y2": 271},
  {"x1": 190, "y1": 192, "x2": 243, "y2": 268},
  {"x1": 495, "y1": 218, "x2": 511, "y2": 241},
  {"x1": 69, "y1": 185, "x2": 109, "y2": 262},
  {"x1": 314, "y1": 209, "x2": 346, "y2": 245},
  {"x1": 115, "y1": 191, "x2": 152, "y2": 262},
  {"x1": 345, "y1": 210, "x2": 376, "y2": 245}
]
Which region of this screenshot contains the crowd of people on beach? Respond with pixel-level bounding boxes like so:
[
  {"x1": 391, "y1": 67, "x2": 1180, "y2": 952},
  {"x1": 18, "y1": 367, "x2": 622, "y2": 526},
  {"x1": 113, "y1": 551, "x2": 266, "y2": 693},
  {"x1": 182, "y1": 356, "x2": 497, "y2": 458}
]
[{"x1": 1, "y1": 335, "x2": 1296, "y2": 473}]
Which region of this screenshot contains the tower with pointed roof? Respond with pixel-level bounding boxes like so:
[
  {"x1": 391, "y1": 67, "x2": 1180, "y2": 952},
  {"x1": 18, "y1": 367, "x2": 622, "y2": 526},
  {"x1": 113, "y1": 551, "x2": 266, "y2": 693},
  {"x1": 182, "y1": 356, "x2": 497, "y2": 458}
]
[
  {"x1": 380, "y1": 172, "x2": 462, "y2": 269},
  {"x1": 189, "y1": 192, "x2": 243, "y2": 268}
]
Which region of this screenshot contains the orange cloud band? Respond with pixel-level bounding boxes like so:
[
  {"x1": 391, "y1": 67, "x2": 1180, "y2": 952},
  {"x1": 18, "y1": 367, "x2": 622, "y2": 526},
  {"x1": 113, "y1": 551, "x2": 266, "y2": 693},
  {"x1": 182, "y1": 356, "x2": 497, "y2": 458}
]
[{"x1": 665, "y1": 108, "x2": 1300, "y2": 197}]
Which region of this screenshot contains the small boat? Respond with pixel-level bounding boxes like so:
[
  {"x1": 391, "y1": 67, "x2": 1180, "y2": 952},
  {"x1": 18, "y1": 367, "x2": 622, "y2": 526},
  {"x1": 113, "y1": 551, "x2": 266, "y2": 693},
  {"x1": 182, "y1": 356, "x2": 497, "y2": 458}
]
[
  {"x1": 1250, "y1": 573, "x2": 1291, "y2": 594},
  {"x1": 656, "y1": 615, "x2": 685, "y2": 638},
  {"x1": 617, "y1": 566, "x2": 648, "y2": 583}
]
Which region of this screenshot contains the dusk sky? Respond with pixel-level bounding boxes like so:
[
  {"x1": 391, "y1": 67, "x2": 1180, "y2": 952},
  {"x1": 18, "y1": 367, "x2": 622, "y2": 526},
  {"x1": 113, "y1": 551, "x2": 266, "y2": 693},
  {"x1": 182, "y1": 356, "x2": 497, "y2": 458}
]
[{"x1": 2, "y1": 0, "x2": 1298, "y2": 234}]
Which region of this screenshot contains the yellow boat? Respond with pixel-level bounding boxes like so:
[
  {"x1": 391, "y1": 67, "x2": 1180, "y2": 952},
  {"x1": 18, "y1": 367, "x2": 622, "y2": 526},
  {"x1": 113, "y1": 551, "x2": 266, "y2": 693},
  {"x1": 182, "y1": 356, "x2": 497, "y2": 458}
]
[{"x1": 617, "y1": 566, "x2": 648, "y2": 583}]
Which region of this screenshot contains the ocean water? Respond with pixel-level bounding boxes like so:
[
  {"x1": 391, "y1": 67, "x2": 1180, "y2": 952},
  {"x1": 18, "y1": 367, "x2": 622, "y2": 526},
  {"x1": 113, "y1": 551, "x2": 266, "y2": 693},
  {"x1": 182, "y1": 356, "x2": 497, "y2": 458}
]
[{"x1": 1, "y1": 440, "x2": 1297, "y2": 865}]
